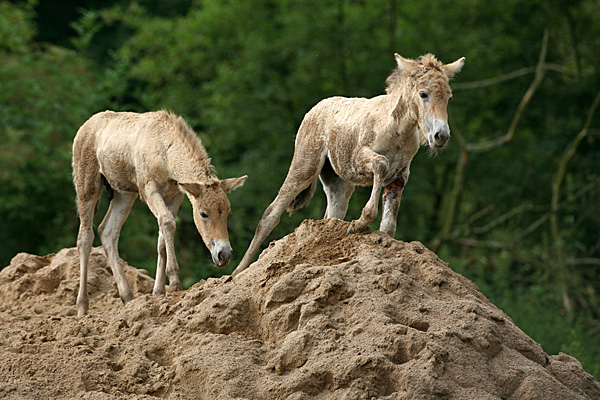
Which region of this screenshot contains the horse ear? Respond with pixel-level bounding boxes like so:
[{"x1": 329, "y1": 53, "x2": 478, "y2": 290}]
[
  {"x1": 443, "y1": 57, "x2": 465, "y2": 78},
  {"x1": 179, "y1": 182, "x2": 204, "y2": 197},
  {"x1": 221, "y1": 175, "x2": 248, "y2": 193},
  {"x1": 394, "y1": 53, "x2": 417, "y2": 71}
]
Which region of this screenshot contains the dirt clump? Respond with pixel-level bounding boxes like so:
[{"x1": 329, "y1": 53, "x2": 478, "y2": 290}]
[{"x1": 0, "y1": 219, "x2": 598, "y2": 399}]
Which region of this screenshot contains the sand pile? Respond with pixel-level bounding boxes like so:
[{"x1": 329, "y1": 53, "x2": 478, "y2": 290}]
[{"x1": 0, "y1": 219, "x2": 598, "y2": 399}]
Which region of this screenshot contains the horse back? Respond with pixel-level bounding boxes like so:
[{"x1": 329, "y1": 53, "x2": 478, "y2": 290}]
[{"x1": 77, "y1": 111, "x2": 176, "y2": 193}]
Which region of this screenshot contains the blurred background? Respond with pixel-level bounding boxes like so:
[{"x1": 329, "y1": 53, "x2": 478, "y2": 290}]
[{"x1": 1, "y1": 0, "x2": 599, "y2": 377}]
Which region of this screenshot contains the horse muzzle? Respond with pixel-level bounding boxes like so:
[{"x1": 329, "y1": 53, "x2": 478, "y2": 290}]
[
  {"x1": 428, "y1": 119, "x2": 450, "y2": 148},
  {"x1": 211, "y1": 240, "x2": 233, "y2": 267}
]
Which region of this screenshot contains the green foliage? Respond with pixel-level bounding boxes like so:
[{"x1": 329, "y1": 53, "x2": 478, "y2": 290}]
[
  {"x1": 70, "y1": 9, "x2": 102, "y2": 53},
  {"x1": 0, "y1": 0, "x2": 37, "y2": 53},
  {"x1": 0, "y1": 0, "x2": 599, "y2": 379},
  {"x1": 0, "y1": 2, "x2": 128, "y2": 265}
]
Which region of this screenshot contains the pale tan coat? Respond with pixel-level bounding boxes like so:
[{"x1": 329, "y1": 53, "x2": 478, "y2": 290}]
[
  {"x1": 233, "y1": 53, "x2": 464, "y2": 276},
  {"x1": 73, "y1": 110, "x2": 246, "y2": 316}
]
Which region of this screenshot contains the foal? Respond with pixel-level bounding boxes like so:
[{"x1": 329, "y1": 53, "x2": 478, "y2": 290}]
[
  {"x1": 233, "y1": 53, "x2": 464, "y2": 276},
  {"x1": 73, "y1": 110, "x2": 246, "y2": 316}
]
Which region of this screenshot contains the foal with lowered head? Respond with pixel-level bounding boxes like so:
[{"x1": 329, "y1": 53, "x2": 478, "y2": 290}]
[
  {"x1": 233, "y1": 53, "x2": 464, "y2": 276},
  {"x1": 73, "y1": 110, "x2": 246, "y2": 316}
]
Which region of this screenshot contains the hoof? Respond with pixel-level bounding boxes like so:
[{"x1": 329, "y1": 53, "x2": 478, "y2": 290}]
[
  {"x1": 77, "y1": 297, "x2": 89, "y2": 317},
  {"x1": 231, "y1": 262, "x2": 249, "y2": 277},
  {"x1": 120, "y1": 292, "x2": 134, "y2": 305},
  {"x1": 348, "y1": 220, "x2": 365, "y2": 234},
  {"x1": 167, "y1": 282, "x2": 183, "y2": 293},
  {"x1": 349, "y1": 219, "x2": 372, "y2": 234}
]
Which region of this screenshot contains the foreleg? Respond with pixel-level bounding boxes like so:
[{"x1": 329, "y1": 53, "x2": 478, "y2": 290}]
[
  {"x1": 379, "y1": 175, "x2": 407, "y2": 236},
  {"x1": 348, "y1": 148, "x2": 389, "y2": 234},
  {"x1": 142, "y1": 182, "x2": 182, "y2": 294},
  {"x1": 154, "y1": 192, "x2": 184, "y2": 295},
  {"x1": 380, "y1": 167, "x2": 410, "y2": 236}
]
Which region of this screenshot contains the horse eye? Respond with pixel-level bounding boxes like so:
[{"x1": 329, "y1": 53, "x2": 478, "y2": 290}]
[
  {"x1": 419, "y1": 90, "x2": 428, "y2": 99},
  {"x1": 200, "y1": 211, "x2": 209, "y2": 219}
]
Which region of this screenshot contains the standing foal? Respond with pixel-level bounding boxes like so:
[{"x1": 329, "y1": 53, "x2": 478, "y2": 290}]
[
  {"x1": 73, "y1": 110, "x2": 246, "y2": 316},
  {"x1": 233, "y1": 53, "x2": 464, "y2": 276}
]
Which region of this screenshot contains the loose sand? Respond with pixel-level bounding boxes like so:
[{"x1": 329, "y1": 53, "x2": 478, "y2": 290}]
[{"x1": 1, "y1": 219, "x2": 598, "y2": 399}]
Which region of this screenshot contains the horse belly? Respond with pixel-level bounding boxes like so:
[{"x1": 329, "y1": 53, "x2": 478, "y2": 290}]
[
  {"x1": 97, "y1": 150, "x2": 139, "y2": 193},
  {"x1": 324, "y1": 132, "x2": 363, "y2": 185},
  {"x1": 327, "y1": 150, "x2": 374, "y2": 186},
  {"x1": 327, "y1": 143, "x2": 411, "y2": 187}
]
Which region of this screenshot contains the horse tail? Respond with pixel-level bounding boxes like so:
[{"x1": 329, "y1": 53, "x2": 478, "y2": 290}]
[{"x1": 287, "y1": 179, "x2": 317, "y2": 215}]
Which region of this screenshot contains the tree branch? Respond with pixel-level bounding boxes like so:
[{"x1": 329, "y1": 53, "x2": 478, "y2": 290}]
[
  {"x1": 453, "y1": 63, "x2": 573, "y2": 91},
  {"x1": 466, "y1": 29, "x2": 549, "y2": 151},
  {"x1": 430, "y1": 148, "x2": 468, "y2": 252},
  {"x1": 470, "y1": 202, "x2": 534, "y2": 235},
  {"x1": 549, "y1": 87, "x2": 600, "y2": 313},
  {"x1": 571, "y1": 258, "x2": 600, "y2": 267},
  {"x1": 430, "y1": 29, "x2": 549, "y2": 251},
  {"x1": 449, "y1": 176, "x2": 600, "y2": 246},
  {"x1": 449, "y1": 237, "x2": 549, "y2": 270}
]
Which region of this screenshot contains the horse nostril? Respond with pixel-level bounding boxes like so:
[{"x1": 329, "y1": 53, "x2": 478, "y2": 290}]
[
  {"x1": 212, "y1": 241, "x2": 233, "y2": 267},
  {"x1": 217, "y1": 248, "x2": 231, "y2": 263},
  {"x1": 435, "y1": 131, "x2": 449, "y2": 144}
]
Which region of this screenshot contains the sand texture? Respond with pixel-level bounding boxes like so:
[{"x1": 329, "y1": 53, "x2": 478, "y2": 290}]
[{"x1": 1, "y1": 219, "x2": 598, "y2": 399}]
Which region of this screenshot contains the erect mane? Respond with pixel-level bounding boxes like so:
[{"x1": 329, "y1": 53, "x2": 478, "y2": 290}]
[
  {"x1": 418, "y1": 53, "x2": 444, "y2": 70},
  {"x1": 385, "y1": 53, "x2": 444, "y2": 94},
  {"x1": 162, "y1": 110, "x2": 216, "y2": 180}
]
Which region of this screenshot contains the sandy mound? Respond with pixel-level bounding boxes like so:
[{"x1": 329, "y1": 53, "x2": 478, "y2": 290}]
[
  {"x1": 0, "y1": 219, "x2": 598, "y2": 399},
  {"x1": 0, "y1": 247, "x2": 155, "y2": 317}
]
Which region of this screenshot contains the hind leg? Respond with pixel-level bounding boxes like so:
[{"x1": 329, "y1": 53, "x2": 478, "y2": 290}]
[
  {"x1": 320, "y1": 158, "x2": 355, "y2": 219},
  {"x1": 75, "y1": 175, "x2": 102, "y2": 317},
  {"x1": 233, "y1": 137, "x2": 327, "y2": 276},
  {"x1": 98, "y1": 191, "x2": 137, "y2": 304}
]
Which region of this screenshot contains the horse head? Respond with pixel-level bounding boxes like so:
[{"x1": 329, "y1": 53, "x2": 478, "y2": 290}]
[
  {"x1": 394, "y1": 53, "x2": 465, "y2": 149},
  {"x1": 179, "y1": 175, "x2": 247, "y2": 267}
]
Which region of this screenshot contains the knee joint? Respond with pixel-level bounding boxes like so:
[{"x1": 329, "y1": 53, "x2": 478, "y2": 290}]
[
  {"x1": 159, "y1": 215, "x2": 176, "y2": 236},
  {"x1": 373, "y1": 156, "x2": 389, "y2": 176}
]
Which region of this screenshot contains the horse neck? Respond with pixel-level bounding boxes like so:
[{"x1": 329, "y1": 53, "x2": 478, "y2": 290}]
[
  {"x1": 389, "y1": 79, "x2": 419, "y2": 130},
  {"x1": 167, "y1": 142, "x2": 214, "y2": 184}
]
